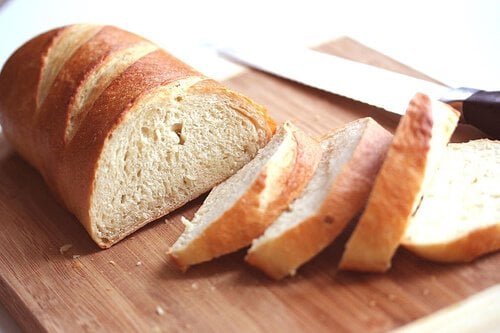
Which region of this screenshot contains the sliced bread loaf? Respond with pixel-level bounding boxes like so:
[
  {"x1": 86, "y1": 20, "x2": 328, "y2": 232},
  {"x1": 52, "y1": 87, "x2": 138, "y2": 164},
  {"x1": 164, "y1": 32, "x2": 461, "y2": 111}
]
[
  {"x1": 339, "y1": 93, "x2": 460, "y2": 272},
  {"x1": 0, "y1": 25, "x2": 275, "y2": 248},
  {"x1": 245, "y1": 118, "x2": 392, "y2": 279},
  {"x1": 402, "y1": 139, "x2": 500, "y2": 262},
  {"x1": 168, "y1": 122, "x2": 322, "y2": 271}
]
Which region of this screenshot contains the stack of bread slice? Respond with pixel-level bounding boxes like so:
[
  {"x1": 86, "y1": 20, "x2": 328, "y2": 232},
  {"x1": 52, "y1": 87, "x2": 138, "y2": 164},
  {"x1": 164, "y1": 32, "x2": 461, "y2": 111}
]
[
  {"x1": 169, "y1": 92, "x2": 500, "y2": 279},
  {"x1": 246, "y1": 118, "x2": 392, "y2": 279}
]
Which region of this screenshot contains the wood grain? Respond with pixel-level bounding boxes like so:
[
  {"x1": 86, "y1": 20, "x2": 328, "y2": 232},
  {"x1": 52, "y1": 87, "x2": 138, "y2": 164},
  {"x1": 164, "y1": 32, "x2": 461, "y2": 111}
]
[{"x1": 0, "y1": 37, "x2": 497, "y2": 333}]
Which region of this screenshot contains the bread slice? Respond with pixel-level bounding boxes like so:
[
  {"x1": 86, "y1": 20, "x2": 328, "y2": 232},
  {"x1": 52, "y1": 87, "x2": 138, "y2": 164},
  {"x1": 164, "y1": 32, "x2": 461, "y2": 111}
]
[
  {"x1": 168, "y1": 122, "x2": 322, "y2": 271},
  {"x1": 0, "y1": 25, "x2": 275, "y2": 248},
  {"x1": 339, "y1": 93, "x2": 460, "y2": 272},
  {"x1": 245, "y1": 118, "x2": 393, "y2": 279},
  {"x1": 402, "y1": 139, "x2": 500, "y2": 262}
]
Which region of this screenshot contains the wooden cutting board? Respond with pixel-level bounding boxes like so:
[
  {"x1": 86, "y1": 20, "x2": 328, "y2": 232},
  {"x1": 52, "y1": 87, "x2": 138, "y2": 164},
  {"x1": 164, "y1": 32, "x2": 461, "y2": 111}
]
[{"x1": 0, "y1": 37, "x2": 497, "y2": 333}]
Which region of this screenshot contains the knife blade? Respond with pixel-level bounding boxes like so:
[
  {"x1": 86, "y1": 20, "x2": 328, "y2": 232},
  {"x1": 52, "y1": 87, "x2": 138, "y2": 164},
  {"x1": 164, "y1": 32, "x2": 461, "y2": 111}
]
[{"x1": 216, "y1": 43, "x2": 500, "y2": 139}]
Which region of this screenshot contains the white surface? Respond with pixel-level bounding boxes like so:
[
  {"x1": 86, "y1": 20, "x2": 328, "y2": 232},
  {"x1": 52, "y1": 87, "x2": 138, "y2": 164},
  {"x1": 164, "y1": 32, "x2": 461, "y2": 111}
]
[{"x1": 0, "y1": 0, "x2": 498, "y2": 331}]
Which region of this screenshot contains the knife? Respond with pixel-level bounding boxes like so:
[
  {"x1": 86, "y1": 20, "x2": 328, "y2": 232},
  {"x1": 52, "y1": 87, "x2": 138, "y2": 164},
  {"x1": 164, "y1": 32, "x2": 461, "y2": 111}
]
[{"x1": 216, "y1": 43, "x2": 500, "y2": 139}]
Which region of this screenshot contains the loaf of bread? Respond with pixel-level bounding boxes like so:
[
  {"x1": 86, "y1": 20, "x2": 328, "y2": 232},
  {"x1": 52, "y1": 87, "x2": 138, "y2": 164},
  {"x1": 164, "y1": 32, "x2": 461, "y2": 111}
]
[
  {"x1": 403, "y1": 139, "x2": 500, "y2": 262},
  {"x1": 0, "y1": 24, "x2": 274, "y2": 248},
  {"x1": 245, "y1": 118, "x2": 392, "y2": 279},
  {"x1": 169, "y1": 122, "x2": 322, "y2": 271},
  {"x1": 339, "y1": 93, "x2": 459, "y2": 272}
]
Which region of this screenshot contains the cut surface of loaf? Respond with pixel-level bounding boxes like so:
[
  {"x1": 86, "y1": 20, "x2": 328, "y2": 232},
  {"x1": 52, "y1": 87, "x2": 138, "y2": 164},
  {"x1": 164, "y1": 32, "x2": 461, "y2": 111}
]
[
  {"x1": 402, "y1": 139, "x2": 500, "y2": 262},
  {"x1": 168, "y1": 122, "x2": 322, "y2": 271},
  {"x1": 0, "y1": 24, "x2": 274, "y2": 248},
  {"x1": 339, "y1": 93, "x2": 460, "y2": 272},
  {"x1": 245, "y1": 118, "x2": 393, "y2": 279}
]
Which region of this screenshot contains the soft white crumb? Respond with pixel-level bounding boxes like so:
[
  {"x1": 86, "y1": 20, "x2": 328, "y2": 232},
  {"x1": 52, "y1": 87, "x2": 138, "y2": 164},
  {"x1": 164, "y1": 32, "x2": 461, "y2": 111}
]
[
  {"x1": 72, "y1": 254, "x2": 81, "y2": 259},
  {"x1": 59, "y1": 244, "x2": 73, "y2": 254},
  {"x1": 109, "y1": 260, "x2": 116, "y2": 266},
  {"x1": 156, "y1": 306, "x2": 165, "y2": 316},
  {"x1": 136, "y1": 261, "x2": 142, "y2": 266},
  {"x1": 191, "y1": 282, "x2": 199, "y2": 290}
]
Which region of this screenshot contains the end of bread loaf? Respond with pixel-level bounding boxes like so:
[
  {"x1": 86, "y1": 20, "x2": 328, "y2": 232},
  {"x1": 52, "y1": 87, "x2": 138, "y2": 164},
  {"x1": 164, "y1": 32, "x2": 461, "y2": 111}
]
[
  {"x1": 89, "y1": 78, "x2": 273, "y2": 247},
  {"x1": 402, "y1": 139, "x2": 500, "y2": 262},
  {"x1": 246, "y1": 118, "x2": 393, "y2": 279},
  {"x1": 0, "y1": 24, "x2": 275, "y2": 248},
  {"x1": 339, "y1": 93, "x2": 460, "y2": 272},
  {"x1": 168, "y1": 122, "x2": 322, "y2": 270}
]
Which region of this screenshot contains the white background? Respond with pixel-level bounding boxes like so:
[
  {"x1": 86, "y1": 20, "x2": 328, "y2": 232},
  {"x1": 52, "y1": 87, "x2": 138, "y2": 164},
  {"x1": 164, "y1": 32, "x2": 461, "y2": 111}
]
[{"x1": 0, "y1": 0, "x2": 498, "y2": 331}]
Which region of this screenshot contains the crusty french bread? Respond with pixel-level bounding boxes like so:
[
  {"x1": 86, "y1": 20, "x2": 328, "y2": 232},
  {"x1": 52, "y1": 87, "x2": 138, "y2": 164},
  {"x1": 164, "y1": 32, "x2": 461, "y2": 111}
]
[
  {"x1": 402, "y1": 139, "x2": 500, "y2": 262},
  {"x1": 0, "y1": 24, "x2": 274, "y2": 248},
  {"x1": 339, "y1": 93, "x2": 459, "y2": 272},
  {"x1": 245, "y1": 118, "x2": 392, "y2": 279},
  {"x1": 168, "y1": 122, "x2": 322, "y2": 271}
]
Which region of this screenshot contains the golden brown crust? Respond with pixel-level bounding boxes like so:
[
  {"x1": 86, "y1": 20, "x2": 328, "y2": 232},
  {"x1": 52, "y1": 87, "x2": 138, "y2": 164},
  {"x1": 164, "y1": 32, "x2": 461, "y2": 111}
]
[
  {"x1": 169, "y1": 123, "x2": 321, "y2": 271},
  {"x1": 339, "y1": 94, "x2": 459, "y2": 272},
  {"x1": 0, "y1": 25, "x2": 275, "y2": 248},
  {"x1": 403, "y1": 224, "x2": 500, "y2": 263},
  {"x1": 245, "y1": 118, "x2": 393, "y2": 279},
  {"x1": 0, "y1": 27, "x2": 66, "y2": 171}
]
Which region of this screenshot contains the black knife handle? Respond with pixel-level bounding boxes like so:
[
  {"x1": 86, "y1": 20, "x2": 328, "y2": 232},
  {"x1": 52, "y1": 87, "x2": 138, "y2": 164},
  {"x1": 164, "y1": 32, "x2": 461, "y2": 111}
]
[{"x1": 462, "y1": 90, "x2": 500, "y2": 139}]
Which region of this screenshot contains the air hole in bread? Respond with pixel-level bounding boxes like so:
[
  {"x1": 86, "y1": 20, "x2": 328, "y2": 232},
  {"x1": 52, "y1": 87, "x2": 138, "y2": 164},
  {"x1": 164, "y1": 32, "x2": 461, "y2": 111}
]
[
  {"x1": 171, "y1": 123, "x2": 185, "y2": 145},
  {"x1": 141, "y1": 126, "x2": 160, "y2": 142}
]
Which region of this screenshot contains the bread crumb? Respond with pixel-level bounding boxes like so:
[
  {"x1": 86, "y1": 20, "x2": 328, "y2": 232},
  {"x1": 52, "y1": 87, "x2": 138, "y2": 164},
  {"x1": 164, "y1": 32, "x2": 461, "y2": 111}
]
[
  {"x1": 59, "y1": 244, "x2": 73, "y2": 254},
  {"x1": 109, "y1": 260, "x2": 116, "y2": 266},
  {"x1": 422, "y1": 288, "x2": 430, "y2": 296},
  {"x1": 72, "y1": 254, "x2": 81, "y2": 259},
  {"x1": 136, "y1": 261, "x2": 142, "y2": 266},
  {"x1": 156, "y1": 306, "x2": 165, "y2": 316},
  {"x1": 191, "y1": 282, "x2": 199, "y2": 290},
  {"x1": 180, "y1": 216, "x2": 192, "y2": 229},
  {"x1": 369, "y1": 300, "x2": 377, "y2": 307},
  {"x1": 71, "y1": 261, "x2": 83, "y2": 269},
  {"x1": 210, "y1": 285, "x2": 216, "y2": 291}
]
